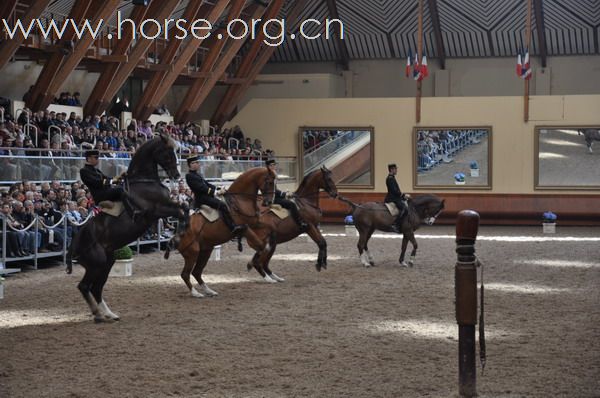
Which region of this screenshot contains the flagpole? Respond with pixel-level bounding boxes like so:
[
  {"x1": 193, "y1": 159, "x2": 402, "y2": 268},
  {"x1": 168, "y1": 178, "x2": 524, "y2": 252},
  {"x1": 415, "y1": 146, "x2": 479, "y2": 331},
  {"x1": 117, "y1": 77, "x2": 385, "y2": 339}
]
[
  {"x1": 524, "y1": 0, "x2": 532, "y2": 122},
  {"x1": 416, "y1": 0, "x2": 423, "y2": 123}
]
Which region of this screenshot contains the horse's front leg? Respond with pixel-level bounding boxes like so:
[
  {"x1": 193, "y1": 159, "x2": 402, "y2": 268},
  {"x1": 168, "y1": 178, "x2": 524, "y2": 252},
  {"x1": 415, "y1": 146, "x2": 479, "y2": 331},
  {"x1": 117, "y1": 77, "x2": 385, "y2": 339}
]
[
  {"x1": 407, "y1": 232, "x2": 418, "y2": 267},
  {"x1": 399, "y1": 235, "x2": 410, "y2": 267},
  {"x1": 306, "y1": 223, "x2": 327, "y2": 271}
]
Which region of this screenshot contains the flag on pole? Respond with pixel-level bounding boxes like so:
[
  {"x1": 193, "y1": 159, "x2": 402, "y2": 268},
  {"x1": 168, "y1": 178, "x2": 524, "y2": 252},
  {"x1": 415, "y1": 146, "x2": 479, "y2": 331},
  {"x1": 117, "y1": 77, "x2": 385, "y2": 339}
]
[
  {"x1": 420, "y1": 51, "x2": 429, "y2": 78},
  {"x1": 406, "y1": 50, "x2": 412, "y2": 77},
  {"x1": 413, "y1": 52, "x2": 422, "y2": 81},
  {"x1": 516, "y1": 48, "x2": 523, "y2": 76},
  {"x1": 521, "y1": 48, "x2": 532, "y2": 80}
]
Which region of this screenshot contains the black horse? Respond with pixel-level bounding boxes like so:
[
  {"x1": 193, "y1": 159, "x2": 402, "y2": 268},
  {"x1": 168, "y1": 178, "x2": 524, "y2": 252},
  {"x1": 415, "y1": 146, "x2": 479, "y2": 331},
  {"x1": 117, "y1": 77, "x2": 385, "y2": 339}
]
[
  {"x1": 580, "y1": 128, "x2": 600, "y2": 153},
  {"x1": 67, "y1": 132, "x2": 185, "y2": 322}
]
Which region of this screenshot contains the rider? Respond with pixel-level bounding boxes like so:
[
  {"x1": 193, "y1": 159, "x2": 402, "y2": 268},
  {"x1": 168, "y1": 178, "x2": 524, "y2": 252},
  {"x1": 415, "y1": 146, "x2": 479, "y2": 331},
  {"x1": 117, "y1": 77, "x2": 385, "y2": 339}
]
[
  {"x1": 185, "y1": 155, "x2": 244, "y2": 234},
  {"x1": 267, "y1": 159, "x2": 308, "y2": 231},
  {"x1": 79, "y1": 149, "x2": 142, "y2": 219},
  {"x1": 384, "y1": 163, "x2": 407, "y2": 232}
]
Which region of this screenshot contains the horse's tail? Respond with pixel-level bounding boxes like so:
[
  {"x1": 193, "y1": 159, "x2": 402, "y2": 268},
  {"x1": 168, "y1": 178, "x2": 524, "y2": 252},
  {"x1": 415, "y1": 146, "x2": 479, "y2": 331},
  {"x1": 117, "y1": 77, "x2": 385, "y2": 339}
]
[{"x1": 337, "y1": 195, "x2": 358, "y2": 211}]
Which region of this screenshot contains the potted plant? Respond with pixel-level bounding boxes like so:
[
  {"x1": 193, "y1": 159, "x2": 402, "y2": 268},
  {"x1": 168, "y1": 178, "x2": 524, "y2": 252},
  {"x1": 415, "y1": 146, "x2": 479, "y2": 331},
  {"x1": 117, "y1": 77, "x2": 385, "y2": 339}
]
[
  {"x1": 470, "y1": 161, "x2": 480, "y2": 177},
  {"x1": 542, "y1": 211, "x2": 557, "y2": 234},
  {"x1": 344, "y1": 215, "x2": 357, "y2": 236},
  {"x1": 454, "y1": 172, "x2": 466, "y2": 185},
  {"x1": 110, "y1": 245, "x2": 134, "y2": 277}
]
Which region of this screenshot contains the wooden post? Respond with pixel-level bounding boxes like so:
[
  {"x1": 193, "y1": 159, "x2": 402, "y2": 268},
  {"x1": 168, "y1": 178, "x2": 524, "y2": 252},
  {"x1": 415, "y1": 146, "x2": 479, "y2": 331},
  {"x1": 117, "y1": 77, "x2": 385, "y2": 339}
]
[
  {"x1": 416, "y1": 0, "x2": 423, "y2": 123},
  {"x1": 455, "y1": 210, "x2": 480, "y2": 397},
  {"x1": 524, "y1": 0, "x2": 532, "y2": 122}
]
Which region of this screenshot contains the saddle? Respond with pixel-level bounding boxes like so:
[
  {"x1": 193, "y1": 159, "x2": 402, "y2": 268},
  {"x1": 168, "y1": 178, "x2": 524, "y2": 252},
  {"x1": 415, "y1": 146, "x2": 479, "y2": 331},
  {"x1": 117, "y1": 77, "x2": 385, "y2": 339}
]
[
  {"x1": 191, "y1": 205, "x2": 220, "y2": 223},
  {"x1": 384, "y1": 202, "x2": 400, "y2": 217},
  {"x1": 269, "y1": 199, "x2": 298, "y2": 219},
  {"x1": 98, "y1": 201, "x2": 124, "y2": 217}
]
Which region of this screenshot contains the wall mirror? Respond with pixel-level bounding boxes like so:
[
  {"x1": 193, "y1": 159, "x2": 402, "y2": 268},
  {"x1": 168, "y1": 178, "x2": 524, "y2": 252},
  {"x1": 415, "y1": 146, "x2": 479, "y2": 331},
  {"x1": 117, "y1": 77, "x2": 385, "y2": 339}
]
[
  {"x1": 535, "y1": 126, "x2": 600, "y2": 189},
  {"x1": 298, "y1": 126, "x2": 374, "y2": 188},
  {"x1": 413, "y1": 126, "x2": 492, "y2": 189}
]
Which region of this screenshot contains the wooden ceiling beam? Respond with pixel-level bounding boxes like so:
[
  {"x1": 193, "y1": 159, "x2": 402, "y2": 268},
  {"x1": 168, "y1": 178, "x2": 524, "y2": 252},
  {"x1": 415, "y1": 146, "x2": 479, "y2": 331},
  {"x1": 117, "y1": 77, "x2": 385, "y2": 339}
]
[
  {"x1": 0, "y1": 0, "x2": 18, "y2": 21},
  {"x1": 34, "y1": 0, "x2": 121, "y2": 111},
  {"x1": 211, "y1": 0, "x2": 286, "y2": 125},
  {"x1": 212, "y1": 0, "x2": 307, "y2": 126},
  {"x1": 427, "y1": 0, "x2": 446, "y2": 70},
  {"x1": 533, "y1": 0, "x2": 547, "y2": 67},
  {"x1": 82, "y1": 4, "x2": 151, "y2": 116},
  {"x1": 86, "y1": 0, "x2": 182, "y2": 117},
  {"x1": 175, "y1": 3, "x2": 268, "y2": 123},
  {"x1": 147, "y1": 0, "x2": 252, "y2": 123},
  {"x1": 324, "y1": 0, "x2": 349, "y2": 71},
  {"x1": 0, "y1": 0, "x2": 53, "y2": 71},
  {"x1": 133, "y1": 0, "x2": 227, "y2": 121},
  {"x1": 27, "y1": 0, "x2": 93, "y2": 110}
]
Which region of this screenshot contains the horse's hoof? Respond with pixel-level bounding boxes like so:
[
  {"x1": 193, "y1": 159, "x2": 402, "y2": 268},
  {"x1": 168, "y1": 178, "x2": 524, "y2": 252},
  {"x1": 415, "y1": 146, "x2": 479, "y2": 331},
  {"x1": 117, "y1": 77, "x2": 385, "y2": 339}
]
[
  {"x1": 369, "y1": 261, "x2": 375, "y2": 266},
  {"x1": 190, "y1": 288, "x2": 205, "y2": 298},
  {"x1": 263, "y1": 275, "x2": 278, "y2": 283},
  {"x1": 363, "y1": 263, "x2": 371, "y2": 268},
  {"x1": 399, "y1": 261, "x2": 409, "y2": 267},
  {"x1": 246, "y1": 263, "x2": 252, "y2": 271},
  {"x1": 270, "y1": 273, "x2": 285, "y2": 282},
  {"x1": 315, "y1": 263, "x2": 322, "y2": 272},
  {"x1": 94, "y1": 316, "x2": 116, "y2": 323}
]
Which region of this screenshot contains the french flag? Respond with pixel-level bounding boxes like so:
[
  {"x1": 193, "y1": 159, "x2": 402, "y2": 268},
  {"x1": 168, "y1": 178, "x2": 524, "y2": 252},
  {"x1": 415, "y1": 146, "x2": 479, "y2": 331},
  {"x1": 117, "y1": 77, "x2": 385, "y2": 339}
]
[
  {"x1": 413, "y1": 52, "x2": 422, "y2": 81},
  {"x1": 406, "y1": 50, "x2": 412, "y2": 78},
  {"x1": 521, "y1": 48, "x2": 532, "y2": 80},
  {"x1": 420, "y1": 51, "x2": 429, "y2": 78},
  {"x1": 516, "y1": 49, "x2": 523, "y2": 76}
]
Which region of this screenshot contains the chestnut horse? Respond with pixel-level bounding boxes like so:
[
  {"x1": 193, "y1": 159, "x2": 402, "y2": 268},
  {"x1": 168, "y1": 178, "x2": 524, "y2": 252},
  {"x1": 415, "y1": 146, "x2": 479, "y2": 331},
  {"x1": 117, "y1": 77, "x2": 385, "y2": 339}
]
[
  {"x1": 168, "y1": 167, "x2": 275, "y2": 298},
  {"x1": 244, "y1": 166, "x2": 338, "y2": 282},
  {"x1": 339, "y1": 194, "x2": 444, "y2": 267},
  {"x1": 66, "y1": 133, "x2": 186, "y2": 322}
]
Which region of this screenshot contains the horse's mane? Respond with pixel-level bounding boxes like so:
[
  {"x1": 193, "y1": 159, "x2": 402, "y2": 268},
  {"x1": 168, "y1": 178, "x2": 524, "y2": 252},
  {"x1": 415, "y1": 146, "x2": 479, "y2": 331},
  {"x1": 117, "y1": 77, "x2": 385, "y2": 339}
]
[
  {"x1": 228, "y1": 167, "x2": 267, "y2": 193},
  {"x1": 296, "y1": 169, "x2": 320, "y2": 193},
  {"x1": 411, "y1": 194, "x2": 442, "y2": 207}
]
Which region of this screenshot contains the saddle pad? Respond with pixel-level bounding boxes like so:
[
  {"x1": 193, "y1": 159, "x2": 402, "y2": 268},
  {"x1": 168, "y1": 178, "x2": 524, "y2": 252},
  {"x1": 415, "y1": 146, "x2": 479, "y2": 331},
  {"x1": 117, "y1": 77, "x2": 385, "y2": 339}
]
[
  {"x1": 269, "y1": 204, "x2": 290, "y2": 219},
  {"x1": 384, "y1": 202, "x2": 400, "y2": 217},
  {"x1": 197, "y1": 205, "x2": 220, "y2": 223},
  {"x1": 98, "y1": 201, "x2": 124, "y2": 217}
]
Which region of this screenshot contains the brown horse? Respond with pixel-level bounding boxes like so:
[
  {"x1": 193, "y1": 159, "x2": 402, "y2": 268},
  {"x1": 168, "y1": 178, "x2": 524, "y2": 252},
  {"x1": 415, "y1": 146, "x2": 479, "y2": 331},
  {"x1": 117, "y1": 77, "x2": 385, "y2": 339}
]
[
  {"x1": 169, "y1": 167, "x2": 275, "y2": 298},
  {"x1": 340, "y1": 194, "x2": 444, "y2": 267},
  {"x1": 244, "y1": 166, "x2": 338, "y2": 282}
]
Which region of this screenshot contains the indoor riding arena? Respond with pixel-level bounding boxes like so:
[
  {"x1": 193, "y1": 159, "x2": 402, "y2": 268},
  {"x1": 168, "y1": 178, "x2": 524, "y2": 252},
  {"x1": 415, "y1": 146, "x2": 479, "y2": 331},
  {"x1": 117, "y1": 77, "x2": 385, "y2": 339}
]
[{"x1": 1, "y1": 1, "x2": 598, "y2": 397}]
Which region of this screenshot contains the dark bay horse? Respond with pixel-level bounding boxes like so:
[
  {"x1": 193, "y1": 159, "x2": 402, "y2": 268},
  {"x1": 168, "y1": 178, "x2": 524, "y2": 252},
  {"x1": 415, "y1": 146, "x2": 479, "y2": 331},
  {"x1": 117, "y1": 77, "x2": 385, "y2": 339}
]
[
  {"x1": 580, "y1": 128, "x2": 600, "y2": 153},
  {"x1": 170, "y1": 167, "x2": 275, "y2": 298},
  {"x1": 67, "y1": 132, "x2": 186, "y2": 322},
  {"x1": 245, "y1": 166, "x2": 338, "y2": 282},
  {"x1": 340, "y1": 195, "x2": 444, "y2": 267}
]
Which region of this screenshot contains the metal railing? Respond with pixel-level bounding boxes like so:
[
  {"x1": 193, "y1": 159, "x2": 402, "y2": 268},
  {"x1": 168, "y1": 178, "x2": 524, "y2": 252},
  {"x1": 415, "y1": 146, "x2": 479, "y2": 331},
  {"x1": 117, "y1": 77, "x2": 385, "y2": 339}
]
[
  {"x1": 303, "y1": 130, "x2": 366, "y2": 173},
  {"x1": 0, "y1": 149, "x2": 296, "y2": 184}
]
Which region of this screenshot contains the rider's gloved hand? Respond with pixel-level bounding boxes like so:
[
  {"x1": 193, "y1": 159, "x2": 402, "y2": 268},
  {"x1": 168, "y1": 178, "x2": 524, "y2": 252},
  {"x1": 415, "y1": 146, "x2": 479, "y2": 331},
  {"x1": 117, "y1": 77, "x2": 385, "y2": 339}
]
[
  {"x1": 217, "y1": 187, "x2": 227, "y2": 196},
  {"x1": 285, "y1": 191, "x2": 294, "y2": 199}
]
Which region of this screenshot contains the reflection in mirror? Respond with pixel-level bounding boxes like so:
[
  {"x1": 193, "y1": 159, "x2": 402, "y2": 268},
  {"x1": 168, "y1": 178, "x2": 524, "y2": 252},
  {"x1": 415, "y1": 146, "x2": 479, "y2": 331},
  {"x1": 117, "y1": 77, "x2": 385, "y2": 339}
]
[
  {"x1": 535, "y1": 127, "x2": 600, "y2": 189},
  {"x1": 413, "y1": 127, "x2": 492, "y2": 189},
  {"x1": 299, "y1": 127, "x2": 374, "y2": 188}
]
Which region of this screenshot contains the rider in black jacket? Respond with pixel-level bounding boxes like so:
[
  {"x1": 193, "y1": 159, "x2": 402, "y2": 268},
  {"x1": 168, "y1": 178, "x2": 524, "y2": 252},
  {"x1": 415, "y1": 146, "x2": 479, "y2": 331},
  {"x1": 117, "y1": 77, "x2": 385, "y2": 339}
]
[
  {"x1": 185, "y1": 155, "x2": 244, "y2": 234},
  {"x1": 79, "y1": 150, "x2": 140, "y2": 219},
  {"x1": 267, "y1": 159, "x2": 307, "y2": 231},
  {"x1": 384, "y1": 163, "x2": 407, "y2": 232}
]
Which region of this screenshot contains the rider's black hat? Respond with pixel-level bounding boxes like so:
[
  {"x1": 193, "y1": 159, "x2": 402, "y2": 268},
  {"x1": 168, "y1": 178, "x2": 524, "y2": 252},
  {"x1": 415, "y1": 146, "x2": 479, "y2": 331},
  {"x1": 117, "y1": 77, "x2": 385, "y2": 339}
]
[
  {"x1": 388, "y1": 163, "x2": 397, "y2": 169},
  {"x1": 84, "y1": 150, "x2": 99, "y2": 158},
  {"x1": 187, "y1": 155, "x2": 200, "y2": 165},
  {"x1": 265, "y1": 159, "x2": 277, "y2": 167}
]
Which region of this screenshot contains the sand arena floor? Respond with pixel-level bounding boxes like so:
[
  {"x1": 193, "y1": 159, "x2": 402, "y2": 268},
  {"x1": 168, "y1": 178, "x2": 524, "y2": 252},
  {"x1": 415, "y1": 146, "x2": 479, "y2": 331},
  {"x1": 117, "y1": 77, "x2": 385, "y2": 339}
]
[{"x1": 1, "y1": 225, "x2": 599, "y2": 397}]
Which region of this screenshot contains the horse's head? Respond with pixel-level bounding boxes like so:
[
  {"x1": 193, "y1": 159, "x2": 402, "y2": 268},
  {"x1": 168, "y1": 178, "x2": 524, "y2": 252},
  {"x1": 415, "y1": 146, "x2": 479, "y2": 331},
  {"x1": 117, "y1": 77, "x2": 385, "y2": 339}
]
[
  {"x1": 320, "y1": 166, "x2": 338, "y2": 198},
  {"x1": 261, "y1": 167, "x2": 276, "y2": 206},
  {"x1": 414, "y1": 195, "x2": 445, "y2": 225},
  {"x1": 155, "y1": 131, "x2": 180, "y2": 180}
]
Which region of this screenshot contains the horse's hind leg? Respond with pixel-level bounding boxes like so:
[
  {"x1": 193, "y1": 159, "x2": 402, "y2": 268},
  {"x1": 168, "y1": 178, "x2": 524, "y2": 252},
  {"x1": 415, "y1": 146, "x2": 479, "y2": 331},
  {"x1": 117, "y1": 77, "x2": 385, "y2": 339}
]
[
  {"x1": 261, "y1": 242, "x2": 281, "y2": 283},
  {"x1": 181, "y1": 250, "x2": 202, "y2": 297},
  {"x1": 77, "y1": 247, "x2": 106, "y2": 322},
  {"x1": 407, "y1": 232, "x2": 418, "y2": 267},
  {"x1": 78, "y1": 268, "x2": 102, "y2": 321},
  {"x1": 306, "y1": 223, "x2": 327, "y2": 272},
  {"x1": 398, "y1": 235, "x2": 410, "y2": 267},
  {"x1": 191, "y1": 249, "x2": 218, "y2": 297},
  {"x1": 91, "y1": 253, "x2": 119, "y2": 321},
  {"x1": 364, "y1": 228, "x2": 376, "y2": 266},
  {"x1": 356, "y1": 223, "x2": 372, "y2": 267}
]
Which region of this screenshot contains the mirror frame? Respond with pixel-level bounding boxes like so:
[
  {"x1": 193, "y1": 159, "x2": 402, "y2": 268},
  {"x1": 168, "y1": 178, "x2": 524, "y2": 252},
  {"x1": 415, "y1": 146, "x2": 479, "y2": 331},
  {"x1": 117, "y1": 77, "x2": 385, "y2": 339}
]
[
  {"x1": 412, "y1": 126, "x2": 493, "y2": 190},
  {"x1": 534, "y1": 125, "x2": 600, "y2": 190},
  {"x1": 298, "y1": 126, "x2": 375, "y2": 189}
]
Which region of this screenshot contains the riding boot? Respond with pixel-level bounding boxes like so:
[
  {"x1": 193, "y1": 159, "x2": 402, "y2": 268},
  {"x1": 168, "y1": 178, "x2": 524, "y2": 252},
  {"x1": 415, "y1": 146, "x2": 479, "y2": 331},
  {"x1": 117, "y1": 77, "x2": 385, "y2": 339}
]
[
  {"x1": 221, "y1": 208, "x2": 245, "y2": 236},
  {"x1": 290, "y1": 206, "x2": 308, "y2": 231}
]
